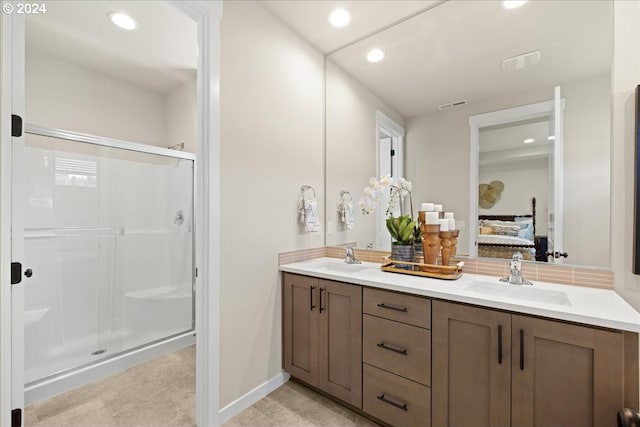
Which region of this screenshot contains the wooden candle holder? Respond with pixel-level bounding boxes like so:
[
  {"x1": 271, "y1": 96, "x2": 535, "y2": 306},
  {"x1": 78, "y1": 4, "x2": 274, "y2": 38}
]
[
  {"x1": 450, "y1": 230, "x2": 459, "y2": 259},
  {"x1": 439, "y1": 231, "x2": 454, "y2": 266},
  {"x1": 421, "y1": 223, "x2": 441, "y2": 265}
]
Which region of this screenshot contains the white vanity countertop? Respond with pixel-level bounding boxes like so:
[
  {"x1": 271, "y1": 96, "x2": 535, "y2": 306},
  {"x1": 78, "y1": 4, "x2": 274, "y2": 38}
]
[{"x1": 280, "y1": 257, "x2": 640, "y2": 333}]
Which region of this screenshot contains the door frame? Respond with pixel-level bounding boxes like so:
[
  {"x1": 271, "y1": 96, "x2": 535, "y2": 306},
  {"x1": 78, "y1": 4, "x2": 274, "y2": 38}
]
[
  {"x1": 0, "y1": 2, "x2": 222, "y2": 426},
  {"x1": 1, "y1": 7, "x2": 17, "y2": 427},
  {"x1": 468, "y1": 99, "x2": 561, "y2": 258},
  {"x1": 375, "y1": 110, "x2": 405, "y2": 250}
]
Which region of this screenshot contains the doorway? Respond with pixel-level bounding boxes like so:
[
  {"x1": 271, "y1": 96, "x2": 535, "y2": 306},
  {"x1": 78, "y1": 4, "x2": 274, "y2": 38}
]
[
  {"x1": 0, "y1": 2, "x2": 221, "y2": 425},
  {"x1": 375, "y1": 111, "x2": 405, "y2": 250}
]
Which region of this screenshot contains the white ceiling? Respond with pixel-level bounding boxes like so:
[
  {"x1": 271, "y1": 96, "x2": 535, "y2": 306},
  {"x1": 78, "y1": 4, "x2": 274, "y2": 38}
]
[
  {"x1": 267, "y1": 0, "x2": 611, "y2": 119},
  {"x1": 261, "y1": 1, "x2": 442, "y2": 54},
  {"x1": 480, "y1": 119, "x2": 551, "y2": 153},
  {"x1": 26, "y1": 1, "x2": 197, "y2": 94}
]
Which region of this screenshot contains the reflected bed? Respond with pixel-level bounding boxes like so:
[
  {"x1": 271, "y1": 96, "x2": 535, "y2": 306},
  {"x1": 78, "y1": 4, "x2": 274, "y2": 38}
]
[{"x1": 478, "y1": 197, "x2": 538, "y2": 261}]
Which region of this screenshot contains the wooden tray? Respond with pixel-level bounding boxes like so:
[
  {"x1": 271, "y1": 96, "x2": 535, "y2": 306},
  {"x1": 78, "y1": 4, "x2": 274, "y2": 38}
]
[{"x1": 381, "y1": 259, "x2": 464, "y2": 280}]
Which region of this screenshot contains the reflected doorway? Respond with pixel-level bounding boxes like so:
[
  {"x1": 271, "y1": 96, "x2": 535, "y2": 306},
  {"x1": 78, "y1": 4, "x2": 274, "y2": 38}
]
[{"x1": 375, "y1": 111, "x2": 405, "y2": 250}]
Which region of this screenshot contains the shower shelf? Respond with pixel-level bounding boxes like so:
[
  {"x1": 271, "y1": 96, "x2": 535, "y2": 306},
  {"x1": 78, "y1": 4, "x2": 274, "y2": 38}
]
[{"x1": 24, "y1": 226, "x2": 125, "y2": 240}]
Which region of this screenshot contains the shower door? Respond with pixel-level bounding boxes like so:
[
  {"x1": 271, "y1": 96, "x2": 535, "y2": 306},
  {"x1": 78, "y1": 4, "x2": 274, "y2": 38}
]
[{"x1": 19, "y1": 126, "x2": 195, "y2": 388}]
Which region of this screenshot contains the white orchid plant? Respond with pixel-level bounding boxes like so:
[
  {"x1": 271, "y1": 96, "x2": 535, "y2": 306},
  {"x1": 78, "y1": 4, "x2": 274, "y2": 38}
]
[
  {"x1": 359, "y1": 175, "x2": 414, "y2": 217},
  {"x1": 359, "y1": 175, "x2": 417, "y2": 245}
]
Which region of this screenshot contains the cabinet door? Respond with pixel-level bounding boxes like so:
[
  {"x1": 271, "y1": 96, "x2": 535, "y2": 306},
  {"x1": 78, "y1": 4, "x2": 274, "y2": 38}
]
[
  {"x1": 512, "y1": 315, "x2": 624, "y2": 427},
  {"x1": 432, "y1": 301, "x2": 511, "y2": 427},
  {"x1": 318, "y1": 279, "x2": 363, "y2": 408},
  {"x1": 283, "y1": 273, "x2": 319, "y2": 386}
]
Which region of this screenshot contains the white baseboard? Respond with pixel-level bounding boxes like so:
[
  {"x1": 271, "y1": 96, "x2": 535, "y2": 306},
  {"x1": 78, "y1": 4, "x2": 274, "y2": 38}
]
[{"x1": 218, "y1": 371, "x2": 290, "y2": 424}]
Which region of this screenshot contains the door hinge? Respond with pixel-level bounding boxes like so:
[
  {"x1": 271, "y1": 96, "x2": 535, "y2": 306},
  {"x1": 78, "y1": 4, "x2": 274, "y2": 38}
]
[
  {"x1": 11, "y1": 114, "x2": 22, "y2": 137},
  {"x1": 390, "y1": 149, "x2": 395, "y2": 157},
  {"x1": 11, "y1": 262, "x2": 22, "y2": 285},
  {"x1": 195, "y1": 267, "x2": 198, "y2": 278},
  {"x1": 11, "y1": 408, "x2": 22, "y2": 427}
]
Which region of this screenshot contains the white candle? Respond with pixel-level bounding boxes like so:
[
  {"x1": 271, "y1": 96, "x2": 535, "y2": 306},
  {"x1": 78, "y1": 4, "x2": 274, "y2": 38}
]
[
  {"x1": 434, "y1": 204, "x2": 443, "y2": 212},
  {"x1": 444, "y1": 212, "x2": 454, "y2": 219},
  {"x1": 421, "y1": 203, "x2": 435, "y2": 212},
  {"x1": 439, "y1": 218, "x2": 449, "y2": 232},
  {"x1": 448, "y1": 218, "x2": 456, "y2": 231},
  {"x1": 426, "y1": 212, "x2": 439, "y2": 224}
]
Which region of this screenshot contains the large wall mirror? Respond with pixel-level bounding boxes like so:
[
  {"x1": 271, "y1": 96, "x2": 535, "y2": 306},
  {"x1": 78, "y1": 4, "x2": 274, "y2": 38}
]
[{"x1": 325, "y1": 0, "x2": 611, "y2": 268}]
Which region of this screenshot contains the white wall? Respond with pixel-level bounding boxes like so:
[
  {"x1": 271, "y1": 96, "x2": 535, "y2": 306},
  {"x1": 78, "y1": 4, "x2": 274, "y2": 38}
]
[
  {"x1": 325, "y1": 59, "x2": 404, "y2": 248},
  {"x1": 406, "y1": 75, "x2": 610, "y2": 266},
  {"x1": 611, "y1": 1, "x2": 640, "y2": 312},
  {"x1": 479, "y1": 158, "x2": 548, "y2": 233},
  {"x1": 26, "y1": 49, "x2": 168, "y2": 147},
  {"x1": 562, "y1": 75, "x2": 611, "y2": 267},
  {"x1": 219, "y1": 1, "x2": 324, "y2": 408},
  {"x1": 166, "y1": 78, "x2": 197, "y2": 153}
]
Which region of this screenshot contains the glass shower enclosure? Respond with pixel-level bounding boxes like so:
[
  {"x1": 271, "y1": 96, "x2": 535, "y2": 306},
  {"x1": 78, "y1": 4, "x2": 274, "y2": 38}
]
[{"x1": 21, "y1": 125, "x2": 195, "y2": 388}]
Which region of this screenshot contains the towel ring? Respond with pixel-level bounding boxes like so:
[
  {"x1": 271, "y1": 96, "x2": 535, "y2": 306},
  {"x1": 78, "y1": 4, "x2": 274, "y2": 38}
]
[
  {"x1": 339, "y1": 190, "x2": 352, "y2": 202},
  {"x1": 300, "y1": 185, "x2": 316, "y2": 200}
]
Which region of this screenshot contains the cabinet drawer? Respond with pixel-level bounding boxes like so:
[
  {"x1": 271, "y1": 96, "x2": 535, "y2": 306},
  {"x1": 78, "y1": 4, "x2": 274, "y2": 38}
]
[
  {"x1": 363, "y1": 363, "x2": 431, "y2": 427},
  {"x1": 363, "y1": 287, "x2": 431, "y2": 329},
  {"x1": 363, "y1": 314, "x2": 431, "y2": 385}
]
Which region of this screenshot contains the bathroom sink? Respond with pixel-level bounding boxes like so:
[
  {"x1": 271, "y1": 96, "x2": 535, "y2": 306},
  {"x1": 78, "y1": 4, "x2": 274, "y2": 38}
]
[
  {"x1": 306, "y1": 260, "x2": 370, "y2": 274},
  {"x1": 465, "y1": 281, "x2": 571, "y2": 306}
]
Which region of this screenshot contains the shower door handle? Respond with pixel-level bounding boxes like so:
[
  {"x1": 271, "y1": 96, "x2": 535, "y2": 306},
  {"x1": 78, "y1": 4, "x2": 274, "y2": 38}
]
[{"x1": 10, "y1": 262, "x2": 31, "y2": 284}]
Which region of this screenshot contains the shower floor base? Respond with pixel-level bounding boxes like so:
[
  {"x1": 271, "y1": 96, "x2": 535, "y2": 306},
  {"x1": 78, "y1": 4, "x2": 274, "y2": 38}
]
[
  {"x1": 25, "y1": 331, "x2": 195, "y2": 406},
  {"x1": 26, "y1": 326, "x2": 192, "y2": 385}
]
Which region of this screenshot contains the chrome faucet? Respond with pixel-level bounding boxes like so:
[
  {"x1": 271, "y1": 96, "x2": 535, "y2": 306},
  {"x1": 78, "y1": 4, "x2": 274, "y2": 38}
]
[
  {"x1": 500, "y1": 252, "x2": 533, "y2": 286},
  {"x1": 345, "y1": 247, "x2": 361, "y2": 264}
]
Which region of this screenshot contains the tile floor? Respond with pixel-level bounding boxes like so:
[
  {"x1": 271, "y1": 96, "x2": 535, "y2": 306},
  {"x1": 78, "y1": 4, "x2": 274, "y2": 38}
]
[
  {"x1": 222, "y1": 380, "x2": 378, "y2": 427},
  {"x1": 25, "y1": 345, "x2": 196, "y2": 427},
  {"x1": 25, "y1": 345, "x2": 376, "y2": 427}
]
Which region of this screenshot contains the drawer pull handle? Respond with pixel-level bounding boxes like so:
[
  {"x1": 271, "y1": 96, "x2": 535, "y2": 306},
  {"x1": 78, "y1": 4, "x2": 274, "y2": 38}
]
[
  {"x1": 498, "y1": 325, "x2": 503, "y2": 364},
  {"x1": 310, "y1": 286, "x2": 315, "y2": 311},
  {"x1": 319, "y1": 288, "x2": 325, "y2": 313},
  {"x1": 377, "y1": 303, "x2": 408, "y2": 312},
  {"x1": 377, "y1": 342, "x2": 408, "y2": 355},
  {"x1": 520, "y1": 329, "x2": 524, "y2": 370},
  {"x1": 377, "y1": 394, "x2": 408, "y2": 411}
]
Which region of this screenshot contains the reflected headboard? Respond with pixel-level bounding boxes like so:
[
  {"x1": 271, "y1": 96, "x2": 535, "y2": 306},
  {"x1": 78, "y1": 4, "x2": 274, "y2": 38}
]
[{"x1": 478, "y1": 197, "x2": 536, "y2": 237}]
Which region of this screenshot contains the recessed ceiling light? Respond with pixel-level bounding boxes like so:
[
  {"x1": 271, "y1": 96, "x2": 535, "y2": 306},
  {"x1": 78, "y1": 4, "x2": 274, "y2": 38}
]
[
  {"x1": 108, "y1": 12, "x2": 138, "y2": 31},
  {"x1": 502, "y1": 0, "x2": 528, "y2": 9},
  {"x1": 523, "y1": 138, "x2": 535, "y2": 144},
  {"x1": 366, "y1": 49, "x2": 385, "y2": 63},
  {"x1": 328, "y1": 8, "x2": 351, "y2": 28},
  {"x1": 547, "y1": 135, "x2": 556, "y2": 140}
]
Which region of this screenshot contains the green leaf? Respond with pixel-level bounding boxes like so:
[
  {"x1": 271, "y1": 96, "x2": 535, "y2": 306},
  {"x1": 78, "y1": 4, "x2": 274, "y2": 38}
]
[{"x1": 386, "y1": 216, "x2": 400, "y2": 240}]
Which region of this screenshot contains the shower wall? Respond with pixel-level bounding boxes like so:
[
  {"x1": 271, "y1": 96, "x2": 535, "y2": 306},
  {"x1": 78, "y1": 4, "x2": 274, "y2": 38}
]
[
  {"x1": 26, "y1": 49, "x2": 197, "y2": 151},
  {"x1": 23, "y1": 134, "x2": 194, "y2": 385}
]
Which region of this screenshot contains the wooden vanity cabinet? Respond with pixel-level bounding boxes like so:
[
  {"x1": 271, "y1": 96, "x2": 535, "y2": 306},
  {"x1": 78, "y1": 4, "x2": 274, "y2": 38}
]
[
  {"x1": 362, "y1": 288, "x2": 432, "y2": 427},
  {"x1": 432, "y1": 301, "x2": 511, "y2": 427},
  {"x1": 511, "y1": 314, "x2": 624, "y2": 427},
  {"x1": 282, "y1": 273, "x2": 362, "y2": 408},
  {"x1": 433, "y1": 300, "x2": 629, "y2": 427}
]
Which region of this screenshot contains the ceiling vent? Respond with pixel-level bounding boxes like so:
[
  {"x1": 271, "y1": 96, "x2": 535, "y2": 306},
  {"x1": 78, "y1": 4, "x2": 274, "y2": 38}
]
[
  {"x1": 501, "y1": 51, "x2": 541, "y2": 72},
  {"x1": 438, "y1": 100, "x2": 468, "y2": 111}
]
